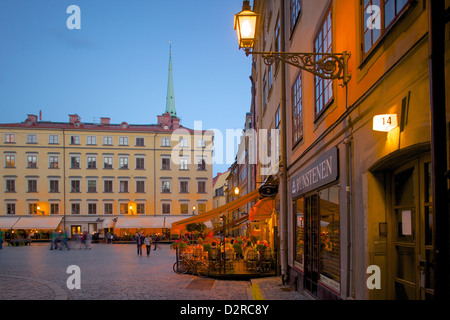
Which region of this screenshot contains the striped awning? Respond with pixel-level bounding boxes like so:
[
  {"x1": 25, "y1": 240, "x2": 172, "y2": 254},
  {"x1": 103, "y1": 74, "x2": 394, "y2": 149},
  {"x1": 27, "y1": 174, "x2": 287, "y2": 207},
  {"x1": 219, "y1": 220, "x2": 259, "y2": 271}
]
[
  {"x1": 171, "y1": 189, "x2": 261, "y2": 231},
  {"x1": 12, "y1": 216, "x2": 63, "y2": 230},
  {"x1": 0, "y1": 217, "x2": 20, "y2": 229}
]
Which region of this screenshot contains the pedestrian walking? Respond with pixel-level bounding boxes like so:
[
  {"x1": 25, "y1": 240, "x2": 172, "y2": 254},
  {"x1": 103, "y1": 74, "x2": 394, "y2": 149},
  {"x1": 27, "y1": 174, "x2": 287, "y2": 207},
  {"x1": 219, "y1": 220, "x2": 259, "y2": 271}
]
[
  {"x1": 0, "y1": 234, "x2": 3, "y2": 249},
  {"x1": 153, "y1": 234, "x2": 159, "y2": 251},
  {"x1": 60, "y1": 231, "x2": 70, "y2": 250},
  {"x1": 144, "y1": 234, "x2": 152, "y2": 256},
  {"x1": 136, "y1": 232, "x2": 144, "y2": 256},
  {"x1": 50, "y1": 231, "x2": 57, "y2": 250},
  {"x1": 86, "y1": 232, "x2": 92, "y2": 250},
  {"x1": 80, "y1": 232, "x2": 86, "y2": 249}
]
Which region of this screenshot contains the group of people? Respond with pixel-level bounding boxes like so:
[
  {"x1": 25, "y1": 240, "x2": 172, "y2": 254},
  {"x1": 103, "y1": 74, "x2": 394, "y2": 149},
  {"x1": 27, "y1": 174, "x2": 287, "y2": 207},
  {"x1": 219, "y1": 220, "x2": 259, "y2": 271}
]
[
  {"x1": 135, "y1": 232, "x2": 159, "y2": 256},
  {"x1": 50, "y1": 231, "x2": 92, "y2": 250}
]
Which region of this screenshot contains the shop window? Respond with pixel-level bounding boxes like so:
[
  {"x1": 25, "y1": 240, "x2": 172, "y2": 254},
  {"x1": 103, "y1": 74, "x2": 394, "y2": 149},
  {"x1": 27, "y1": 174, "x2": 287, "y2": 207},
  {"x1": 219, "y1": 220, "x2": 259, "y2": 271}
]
[{"x1": 318, "y1": 186, "x2": 340, "y2": 284}]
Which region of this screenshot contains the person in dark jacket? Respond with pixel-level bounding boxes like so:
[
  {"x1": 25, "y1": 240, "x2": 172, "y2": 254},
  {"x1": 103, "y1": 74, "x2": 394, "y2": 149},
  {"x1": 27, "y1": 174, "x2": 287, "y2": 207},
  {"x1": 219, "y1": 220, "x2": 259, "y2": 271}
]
[{"x1": 136, "y1": 232, "x2": 144, "y2": 256}]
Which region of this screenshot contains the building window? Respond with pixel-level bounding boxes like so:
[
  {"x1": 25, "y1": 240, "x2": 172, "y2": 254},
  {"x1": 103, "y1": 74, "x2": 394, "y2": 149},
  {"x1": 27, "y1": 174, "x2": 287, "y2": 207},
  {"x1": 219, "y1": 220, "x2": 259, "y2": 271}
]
[
  {"x1": 29, "y1": 203, "x2": 38, "y2": 215},
  {"x1": 71, "y1": 203, "x2": 80, "y2": 215},
  {"x1": 87, "y1": 156, "x2": 97, "y2": 169},
  {"x1": 71, "y1": 180, "x2": 80, "y2": 193},
  {"x1": 50, "y1": 203, "x2": 59, "y2": 215},
  {"x1": 5, "y1": 154, "x2": 15, "y2": 168},
  {"x1": 5, "y1": 133, "x2": 15, "y2": 143},
  {"x1": 275, "y1": 105, "x2": 281, "y2": 130},
  {"x1": 5, "y1": 179, "x2": 15, "y2": 192},
  {"x1": 119, "y1": 137, "x2": 128, "y2": 146},
  {"x1": 6, "y1": 203, "x2": 16, "y2": 215},
  {"x1": 136, "y1": 203, "x2": 145, "y2": 215},
  {"x1": 136, "y1": 180, "x2": 145, "y2": 193},
  {"x1": 88, "y1": 203, "x2": 97, "y2": 215},
  {"x1": 103, "y1": 156, "x2": 113, "y2": 169},
  {"x1": 27, "y1": 179, "x2": 38, "y2": 193},
  {"x1": 291, "y1": 0, "x2": 302, "y2": 32},
  {"x1": 198, "y1": 203, "x2": 206, "y2": 214},
  {"x1": 363, "y1": 0, "x2": 411, "y2": 54},
  {"x1": 70, "y1": 155, "x2": 80, "y2": 169},
  {"x1": 314, "y1": 8, "x2": 333, "y2": 118},
  {"x1": 49, "y1": 155, "x2": 59, "y2": 169},
  {"x1": 162, "y1": 203, "x2": 171, "y2": 215},
  {"x1": 136, "y1": 157, "x2": 145, "y2": 170},
  {"x1": 292, "y1": 71, "x2": 303, "y2": 145},
  {"x1": 103, "y1": 136, "x2": 113, "y2": 145},
  {"x1": 197, "y1": 181, "x2": 206, "y2": 193},
  {"x1": 49, "y1": 180, "x2": 59, "y2": 193},
  {"x1": 135, "y1": 137, "x2": 144, "y2": 146},
  {"x1": 161, "y1": 137, "x2": 170, "y2": 147},
  {"x1": 197, "y1": 139, "x2": 206, "y2": 148},
  {"x1": 48, "y1": 135, "x2": 59, "y2": 144},
  {"x1": 268, "y1": 62, "x2": 273, "y2": 93},
  {"x1": 179, "y1": 157, "x2": 189, "y2": 170},
  {"x1": 179, "y1": 137, "x2": 189, "y2": 148},
  {"x1": 263, "y1": 72, "x2": 267, "y2": 112},
  {"x1": 161, "y1": 180, "x2": 171, "y2": 193},
  {"x1": 104, "y1": 203, "x2": 113, "y2": 215},
  {"x1": 180, "y1": 180, "x2": 189, "y2": 193},
  {"x1": 87, "y1": 180, "x2": 97, "y2": 193},
  {"x1": 27, "y1": 155, "x2": 38, "y2": 168},
  {"x1": 87, "y1": 136, "x2": 97, "y2": 145},
  {"x1": 27, "y1": 134, "x2": 37, "y2": 144},
  {"x1": 180, "y1": 203, "x2": 189, "y2": 214},
  {"x1": 104, "y1": 180, "x2": 113, "y2": 193},
  {"x1": 119, "y1": 180, "x2": 129, "y2": 193},
  {"x1": 197, "y1": 158, "x2": 206, "y2": 171},
  {"x1": 70, "y1": 135, "x2": 80, "y2": 145},
  {"x1": 119, "y1": 156, "x2": 129, "y2": 169},
  {"x1": 161, "y1": 156, "x2": 171, "y2": 170},
  {"x1": 120, "y1": 203, "x2": 129, "y2": 214}
]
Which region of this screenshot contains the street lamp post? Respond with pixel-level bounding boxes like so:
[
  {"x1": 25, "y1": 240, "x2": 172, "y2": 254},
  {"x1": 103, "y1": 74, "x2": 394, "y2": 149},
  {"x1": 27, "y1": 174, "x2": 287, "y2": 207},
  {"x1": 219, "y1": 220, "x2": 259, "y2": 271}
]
[{"x1": 234, "y1": 1, "x2": 352, "y2": 86}]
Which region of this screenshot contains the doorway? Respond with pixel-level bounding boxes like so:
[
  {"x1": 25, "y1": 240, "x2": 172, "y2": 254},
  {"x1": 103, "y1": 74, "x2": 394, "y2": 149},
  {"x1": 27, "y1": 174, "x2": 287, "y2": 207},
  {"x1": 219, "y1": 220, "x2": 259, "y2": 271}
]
[{"x1": 391, "y1": 155, "x2": 434, "y2": 300}]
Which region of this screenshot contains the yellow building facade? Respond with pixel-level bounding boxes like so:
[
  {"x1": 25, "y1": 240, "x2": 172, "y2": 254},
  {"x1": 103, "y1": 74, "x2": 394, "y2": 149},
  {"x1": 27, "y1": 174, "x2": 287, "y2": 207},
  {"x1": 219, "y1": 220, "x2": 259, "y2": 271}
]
[{"x1": 0, "y1": 112, "x2": 213, "y2": 239}]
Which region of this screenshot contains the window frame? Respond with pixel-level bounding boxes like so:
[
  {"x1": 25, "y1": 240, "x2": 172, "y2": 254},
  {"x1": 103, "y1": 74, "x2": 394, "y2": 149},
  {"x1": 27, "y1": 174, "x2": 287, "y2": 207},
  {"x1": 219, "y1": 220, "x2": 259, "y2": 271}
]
[
  {"x1": 314, "y1": 7, "x2": 334, "y2": 119},
  {"x1": 362, "y1": 0, "x2": 412, "y2": 58}
]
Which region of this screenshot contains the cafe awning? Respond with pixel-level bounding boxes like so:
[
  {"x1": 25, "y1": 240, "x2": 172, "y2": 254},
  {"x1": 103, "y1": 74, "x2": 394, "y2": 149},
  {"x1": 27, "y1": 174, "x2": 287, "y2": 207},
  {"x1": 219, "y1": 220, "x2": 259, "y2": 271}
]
[
  {"x1": 0, "y1": 217, "x2": 20, "y2": 229},
  {"x1": 171, "y1": 189, "x2": 261, "y2": 231},
  {"x1": 12, "y1": 216, "x2": 63, "y2": 230},
  {"x1": 115, "y1": 216, "x2": 200, "y2": 229},
  {"x1": 211, "y1": 214, "x2": 249, "y2": 233},
  {"x1": 249, "y1": 197, "x2": 274, "y2": 222}
]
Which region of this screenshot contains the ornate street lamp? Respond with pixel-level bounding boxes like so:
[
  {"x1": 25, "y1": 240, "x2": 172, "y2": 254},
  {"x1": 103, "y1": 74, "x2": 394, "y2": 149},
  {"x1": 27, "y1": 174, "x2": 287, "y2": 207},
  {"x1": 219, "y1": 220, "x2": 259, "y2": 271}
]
[{"x1": 234, "y1": 1, "x2": 352, "y2": 85}]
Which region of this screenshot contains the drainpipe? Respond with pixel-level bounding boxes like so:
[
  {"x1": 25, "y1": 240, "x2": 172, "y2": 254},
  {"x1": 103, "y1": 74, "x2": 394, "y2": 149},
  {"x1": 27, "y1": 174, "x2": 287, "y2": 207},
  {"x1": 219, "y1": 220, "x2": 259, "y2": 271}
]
[
  {"x1": 279, "y1": 0, "x2": 289, "y2": 284},
  {"x1": 428, "y1": 0, "x2": 449, "y2": 300},
  {"x1": 344, "y1": 135, "x2": 354, "y2": 299}
]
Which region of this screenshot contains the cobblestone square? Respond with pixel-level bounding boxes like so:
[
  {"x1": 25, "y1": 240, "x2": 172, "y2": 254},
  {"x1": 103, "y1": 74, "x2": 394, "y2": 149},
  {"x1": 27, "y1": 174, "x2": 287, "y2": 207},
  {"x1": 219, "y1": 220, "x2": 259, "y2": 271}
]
[{"x1": 0, "y1": 242, "x2": 307, "y2": 301}]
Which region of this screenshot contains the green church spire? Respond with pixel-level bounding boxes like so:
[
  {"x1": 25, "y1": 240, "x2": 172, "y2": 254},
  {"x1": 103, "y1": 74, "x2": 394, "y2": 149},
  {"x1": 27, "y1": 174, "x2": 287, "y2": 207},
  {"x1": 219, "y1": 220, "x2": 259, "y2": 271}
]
[{"x1": 165, "y1": 42, "x2": 176, "y2": 117}]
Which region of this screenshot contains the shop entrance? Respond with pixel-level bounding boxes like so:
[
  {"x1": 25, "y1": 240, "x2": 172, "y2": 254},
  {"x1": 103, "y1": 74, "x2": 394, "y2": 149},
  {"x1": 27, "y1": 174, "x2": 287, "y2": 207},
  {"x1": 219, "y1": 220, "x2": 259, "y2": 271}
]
[
  {"x1": 391, "y1": 155, "x2": 434, "y2": 300},
  {"x1": 71, "y1": 225, "x2": 81, "y2": 238},
  {"x1": 304, "y1": 194, "x2": 319, "y2": 296}
]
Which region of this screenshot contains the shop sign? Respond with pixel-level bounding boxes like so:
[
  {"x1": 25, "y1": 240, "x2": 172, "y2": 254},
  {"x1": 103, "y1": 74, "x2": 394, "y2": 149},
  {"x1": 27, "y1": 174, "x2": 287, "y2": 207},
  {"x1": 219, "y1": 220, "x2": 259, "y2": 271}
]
[
  {"x1": 259, "y1": 184, "x2": 278, "y2": 197},
  {"x1": 291, "y1": 147, "x2": 339, "y2": 198}
]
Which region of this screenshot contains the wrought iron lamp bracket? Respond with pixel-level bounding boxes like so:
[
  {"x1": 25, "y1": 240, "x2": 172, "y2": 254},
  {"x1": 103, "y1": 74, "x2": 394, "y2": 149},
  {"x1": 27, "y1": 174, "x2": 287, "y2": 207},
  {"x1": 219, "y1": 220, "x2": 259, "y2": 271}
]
[{"x1": 246, "y1": 49, "x2": 352, "y2": 86}]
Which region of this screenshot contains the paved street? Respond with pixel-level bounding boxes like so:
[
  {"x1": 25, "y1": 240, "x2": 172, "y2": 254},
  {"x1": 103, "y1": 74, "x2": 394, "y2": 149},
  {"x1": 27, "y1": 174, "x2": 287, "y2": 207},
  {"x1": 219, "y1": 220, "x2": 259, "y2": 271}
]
[{"x1": 0, "y1": 242, "x2": 307, "y2": 301}]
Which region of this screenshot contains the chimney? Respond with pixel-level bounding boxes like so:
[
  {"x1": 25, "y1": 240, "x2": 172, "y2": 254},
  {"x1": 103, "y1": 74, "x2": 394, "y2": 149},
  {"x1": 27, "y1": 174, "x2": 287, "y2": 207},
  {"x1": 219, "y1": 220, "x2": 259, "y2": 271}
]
[
  {"x1": 69, "y1": 114, "x2": 80, "y2": 124},
  {"x1": 26, "y1": 114, "x2": 38, "y2": 124},
  {"x1": 101, "y1": 117, "x2": 111, "y2": 125}
]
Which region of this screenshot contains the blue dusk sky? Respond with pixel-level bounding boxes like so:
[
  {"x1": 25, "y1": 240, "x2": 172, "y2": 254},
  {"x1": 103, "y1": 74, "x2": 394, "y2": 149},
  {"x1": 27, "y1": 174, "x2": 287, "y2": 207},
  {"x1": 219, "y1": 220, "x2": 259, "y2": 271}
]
[{"x1": 0, "y1": 0, "x2": 253, "y2": 176}]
